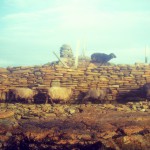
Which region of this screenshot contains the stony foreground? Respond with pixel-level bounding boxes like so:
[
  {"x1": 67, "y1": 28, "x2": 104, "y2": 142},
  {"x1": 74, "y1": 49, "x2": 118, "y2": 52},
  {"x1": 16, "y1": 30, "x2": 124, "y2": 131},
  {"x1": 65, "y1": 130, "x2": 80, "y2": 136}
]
[{"x1": 0, "y1": 101, "x2": 150, "y2": 150}]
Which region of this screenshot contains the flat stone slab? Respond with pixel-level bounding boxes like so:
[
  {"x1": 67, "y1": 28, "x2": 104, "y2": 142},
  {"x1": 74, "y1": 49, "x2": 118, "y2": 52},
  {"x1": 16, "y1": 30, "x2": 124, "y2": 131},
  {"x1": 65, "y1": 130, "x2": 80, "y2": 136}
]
[{"x1": 0, "y1": 111, "x2": 14, "y2": 119}]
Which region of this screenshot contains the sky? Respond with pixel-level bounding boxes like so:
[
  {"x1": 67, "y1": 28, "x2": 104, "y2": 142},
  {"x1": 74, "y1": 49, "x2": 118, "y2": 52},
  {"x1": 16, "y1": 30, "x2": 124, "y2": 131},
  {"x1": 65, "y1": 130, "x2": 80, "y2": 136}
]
[{"x1": 0, "y1": 0, "x2": 150, "y2": 67}]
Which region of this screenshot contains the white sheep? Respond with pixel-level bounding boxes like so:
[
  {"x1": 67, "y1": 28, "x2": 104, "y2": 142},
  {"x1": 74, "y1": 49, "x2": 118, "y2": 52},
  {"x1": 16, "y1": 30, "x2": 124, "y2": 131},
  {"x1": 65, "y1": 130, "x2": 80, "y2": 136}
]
[
  {"x1": 46, "y1": 87, "x2": 73, "y2": 104},
  {"x1": 9, "y1": 87, "x2": 37, "y2": 103},
  {"x1": 83, "y1": 88, "x2": 108, "y2": 103}
]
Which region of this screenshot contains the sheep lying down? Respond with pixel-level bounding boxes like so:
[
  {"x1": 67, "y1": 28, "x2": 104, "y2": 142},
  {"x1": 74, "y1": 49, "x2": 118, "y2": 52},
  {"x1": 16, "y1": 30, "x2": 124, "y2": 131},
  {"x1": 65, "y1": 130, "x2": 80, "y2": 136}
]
[
  {"x1": 9, "y1": 88, "x2": 37, "y2": 103},
  {"x1": 83, "y1": 88, "x2": 108, "y2": 103},
  {"x1": 46, "y1": 87, "x2": 73, "y2": 104}
]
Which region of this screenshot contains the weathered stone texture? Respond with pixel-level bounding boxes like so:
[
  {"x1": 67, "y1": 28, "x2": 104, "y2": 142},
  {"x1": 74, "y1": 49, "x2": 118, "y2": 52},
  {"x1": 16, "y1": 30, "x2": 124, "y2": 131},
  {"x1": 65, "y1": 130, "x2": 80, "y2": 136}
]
[
  {"x1": 0, "y1": 64, "x2": 150, "y2": 102},
  {"x1": 0, "y1": 102, "x2": 149, "y2": 149}
]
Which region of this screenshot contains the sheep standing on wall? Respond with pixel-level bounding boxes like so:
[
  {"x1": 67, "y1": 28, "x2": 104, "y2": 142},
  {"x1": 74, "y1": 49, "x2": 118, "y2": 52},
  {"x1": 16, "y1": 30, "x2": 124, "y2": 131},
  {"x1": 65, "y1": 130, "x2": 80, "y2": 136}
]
[
  {"x1": 83, "y1": 88, "x2": 108, "y2": 103},
  {"x1": 46, "y1": 87, "x2": 73, "y2": 104},
  {"x1": 91, "y1": 53, "x2": 116, "y2": 65},
  {"x1": 9, "y1": 88, "x2": 37, "y2": 103}
]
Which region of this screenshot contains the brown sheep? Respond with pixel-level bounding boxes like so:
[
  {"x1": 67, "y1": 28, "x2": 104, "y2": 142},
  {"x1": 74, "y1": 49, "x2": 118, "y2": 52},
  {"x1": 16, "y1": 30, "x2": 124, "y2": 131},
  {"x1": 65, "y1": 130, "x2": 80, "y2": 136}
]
[
  {"x1": 83, "y1": 88, "x2": 108, "y2": 103},
  {"x1": 9, "y1": 88, "x2": 37, "y2": 103},
  {"x1": 46, "y1": 87, "x2": 73, "y2": 104}
]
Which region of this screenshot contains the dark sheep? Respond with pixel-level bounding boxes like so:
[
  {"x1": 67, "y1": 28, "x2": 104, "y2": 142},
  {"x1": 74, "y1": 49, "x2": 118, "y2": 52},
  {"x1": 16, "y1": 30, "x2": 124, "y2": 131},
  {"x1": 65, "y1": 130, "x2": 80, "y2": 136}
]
[
  {"x1": 91, "y1": 53, "x2": 116, "y2": 64},
  {"x1": 143, "y1": 83, "x2": 150, "y2": 100}
]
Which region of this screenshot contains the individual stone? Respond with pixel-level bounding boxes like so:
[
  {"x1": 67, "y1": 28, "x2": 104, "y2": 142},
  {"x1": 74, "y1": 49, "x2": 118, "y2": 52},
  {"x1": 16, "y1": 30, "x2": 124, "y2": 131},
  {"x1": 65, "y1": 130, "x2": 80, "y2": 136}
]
[
  {"x1": 44, "y1": 113, "x2": 56, "y2": 117},
  {"x1": 21, "y1": 115, "x2": 39, "y2": 119},
  {"x1": 51, "y1": 81, "x2": 60, "y2": 87},
  {"x1": 142, "y1": 105, "x2": 149, "y2": 109},
  {"x1": 104, "y1": 104, "x2": 115, "y2": 109},
  {"x1": 121, "y1": 126, "x2": 144, "y2": 135},
  {"x1": 140, "y1": 109, "x2": 146, "y2": 112},
  {"x1": 66, "y1": 108, "x2": 76, "y2": 114},
  {"x1": 0, "y1": 111, "x2": 14, "y2": 119},
  {"x1": 5, "y1": 132, "x2": 12, "y2": 137},
  {"x1": 15, "y1": 115, "x2": 22, "y2": 120},
  {"x1": 132, "y1": 105, "x2": 137, "y2": 111}
]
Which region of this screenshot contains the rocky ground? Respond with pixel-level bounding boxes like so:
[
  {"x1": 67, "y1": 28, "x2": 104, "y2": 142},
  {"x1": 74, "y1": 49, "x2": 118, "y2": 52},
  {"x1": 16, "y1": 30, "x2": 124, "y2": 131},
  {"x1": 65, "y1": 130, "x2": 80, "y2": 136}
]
[{"x1": 0, "y1": 101, "x2": 150, "y2": 150}]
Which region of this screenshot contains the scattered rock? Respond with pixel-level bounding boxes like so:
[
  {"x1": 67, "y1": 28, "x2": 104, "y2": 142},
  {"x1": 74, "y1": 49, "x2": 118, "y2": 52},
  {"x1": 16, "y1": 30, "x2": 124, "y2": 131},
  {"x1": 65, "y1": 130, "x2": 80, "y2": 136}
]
[
  {"x1": 0, "y1": 102, "x2": 149, "y2": 149},
  {"x1": 0, "y1": 111, "x2": 14, "y2": 119},
  {"x1": 65, "y1": 108, "x2": 76, "y2": 114}
]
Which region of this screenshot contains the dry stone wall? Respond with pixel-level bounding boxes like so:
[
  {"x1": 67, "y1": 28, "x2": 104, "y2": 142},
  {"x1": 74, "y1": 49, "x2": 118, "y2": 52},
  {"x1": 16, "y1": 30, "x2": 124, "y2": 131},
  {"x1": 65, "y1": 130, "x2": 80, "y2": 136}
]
[{"x1": 0, "y1": 64, "x2": 150, "y2": 102}]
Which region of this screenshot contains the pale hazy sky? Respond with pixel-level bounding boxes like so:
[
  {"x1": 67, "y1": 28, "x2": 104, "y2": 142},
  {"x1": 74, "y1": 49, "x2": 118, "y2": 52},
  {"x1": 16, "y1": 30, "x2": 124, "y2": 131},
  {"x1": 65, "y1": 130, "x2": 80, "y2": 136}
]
[{"x1": 0, "y1": 0, "x2": 150, "y2": 67}]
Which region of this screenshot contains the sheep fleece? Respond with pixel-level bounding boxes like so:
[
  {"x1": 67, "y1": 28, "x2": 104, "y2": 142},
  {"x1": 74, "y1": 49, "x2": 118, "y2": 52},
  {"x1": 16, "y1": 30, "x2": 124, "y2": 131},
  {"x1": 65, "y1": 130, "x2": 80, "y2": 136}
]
[
  {"x1": 84, "y1": 88, "x2": 107, "y2": 100},
  {"x1": 11, "y1": 88, "x2": 35, "y2": 99},
  {"x1": 48, "y1": 87, "x2": 72, "y2": 102}
]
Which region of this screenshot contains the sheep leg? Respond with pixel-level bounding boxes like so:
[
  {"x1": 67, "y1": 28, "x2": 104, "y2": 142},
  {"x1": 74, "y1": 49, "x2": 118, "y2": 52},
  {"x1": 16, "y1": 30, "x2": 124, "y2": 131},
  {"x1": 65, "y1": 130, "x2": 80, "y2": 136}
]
[
  {"x1": 6, "y1": 92, "x2": 9, "y2": 102},
  {"x1": 29, "y1": 98, "x2": 34, "y2": 104},
  {"x1": 8, "y1": 92, "x2": 13, "y2": 102},
  {"x1": 10, "y1": 92, "x2": 15, "y2": 102},
  {"x1": 50, "y1": 98, "x2": 54, "y2": 105},
  {"x1": 99, "y1": 95, "x2": 105, "y2": 104},
  {"x1": 46, "y1": 95, "x2": 54, "y2": 105},
  {"x1": 28, "y1": 99, "x2": 32, "y2": 104},
  {"x1": 82, "y1": 95, "x2": 89, "y2": 103},
  {"x1": 45, "y1": 95, "x2": 48, "y2": 104},
  {"x1": 15, "y1": 95, "x2": 18, "y2": 102},
  {"x1": 64, "y1": 100, "x2": 67, "y2": 105}
]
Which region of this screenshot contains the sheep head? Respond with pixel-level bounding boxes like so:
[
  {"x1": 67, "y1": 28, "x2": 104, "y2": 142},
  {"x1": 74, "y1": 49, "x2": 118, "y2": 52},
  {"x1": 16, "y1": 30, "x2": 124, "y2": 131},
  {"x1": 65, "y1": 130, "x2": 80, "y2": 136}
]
[{"x1": 109, "y1": 53, "x2": 116, "y2": 59}]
